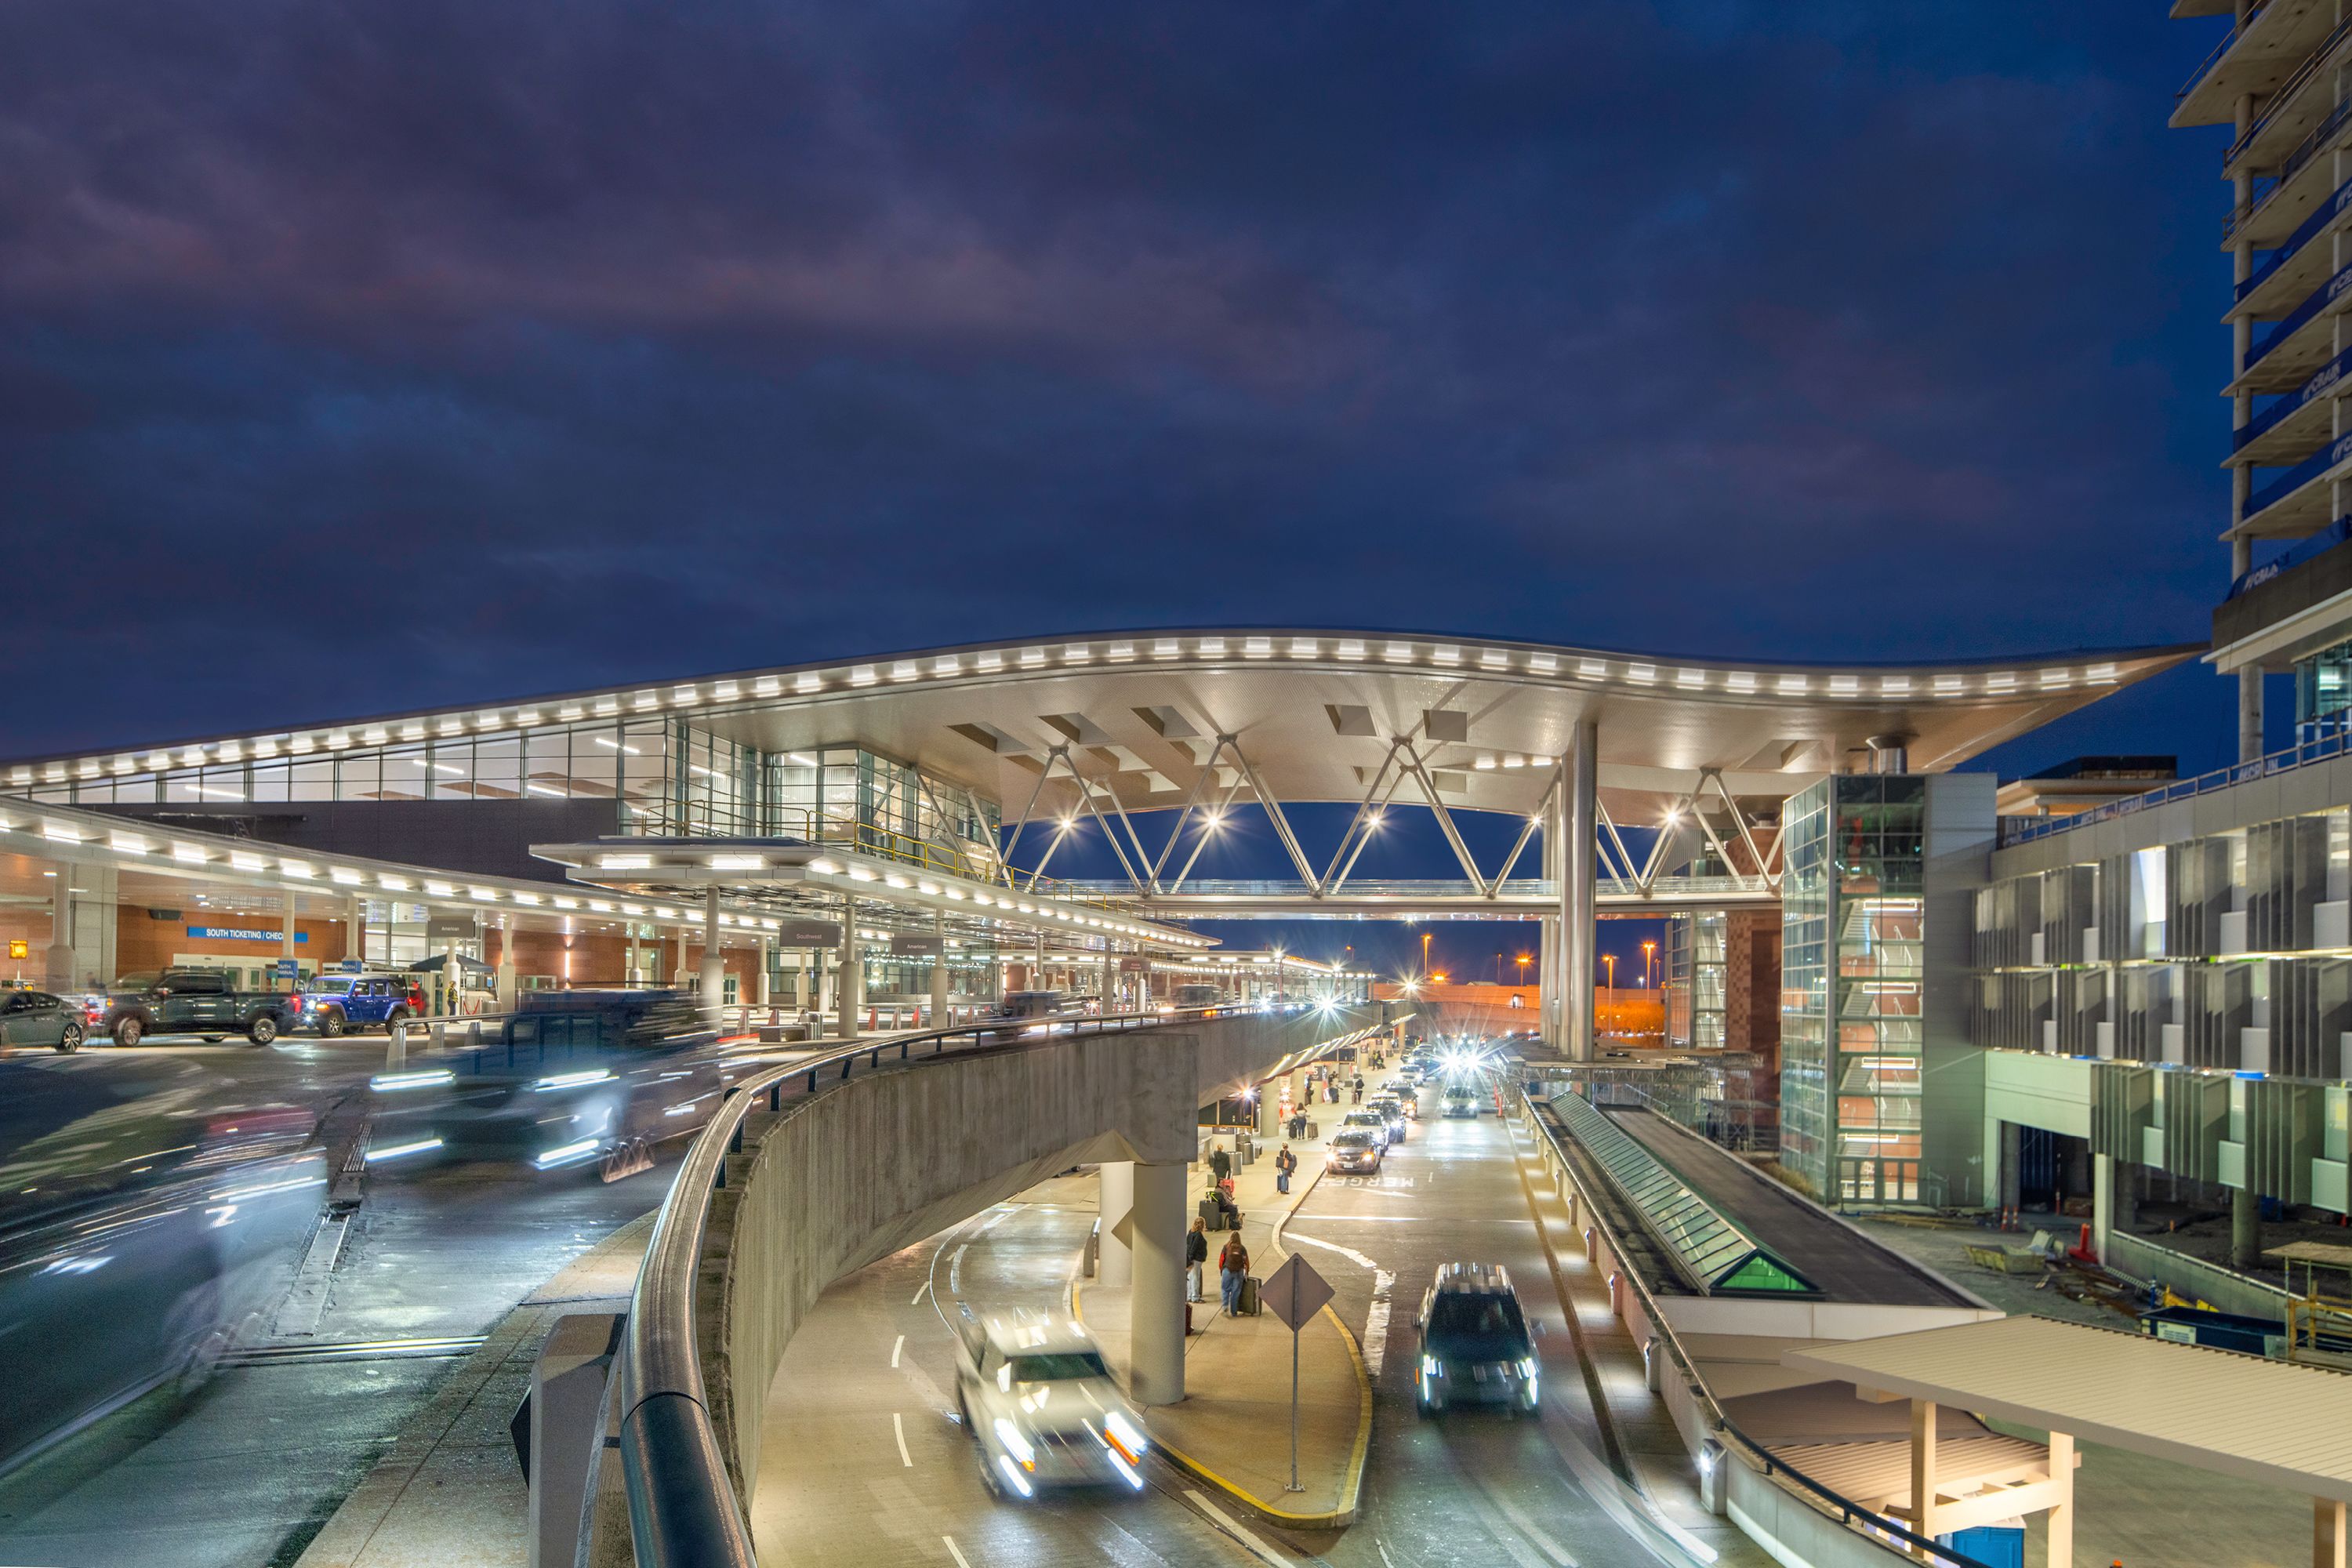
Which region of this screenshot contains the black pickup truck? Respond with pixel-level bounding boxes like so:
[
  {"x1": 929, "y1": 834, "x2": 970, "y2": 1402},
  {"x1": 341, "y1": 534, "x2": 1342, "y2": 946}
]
[{"x1": 96, "y1": 968, "x2": 303, "y2": 1047}]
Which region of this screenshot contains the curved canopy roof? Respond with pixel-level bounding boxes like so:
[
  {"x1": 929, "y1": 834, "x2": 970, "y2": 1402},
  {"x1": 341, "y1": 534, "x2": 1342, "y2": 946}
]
[{"x1": 3, "y1": 628, "x2": 2196, "y2": 819}]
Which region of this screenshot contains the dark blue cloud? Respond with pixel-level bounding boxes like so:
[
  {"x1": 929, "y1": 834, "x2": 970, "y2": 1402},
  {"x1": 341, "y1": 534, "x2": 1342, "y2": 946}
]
[{"x1": 0, "y1": 2, "x2": 2241, "y2": 771}]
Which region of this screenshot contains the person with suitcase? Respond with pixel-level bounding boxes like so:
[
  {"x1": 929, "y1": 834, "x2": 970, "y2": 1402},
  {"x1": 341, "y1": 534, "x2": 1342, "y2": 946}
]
[
  {"x1": 1274, "y1": 1142, "x2": 1298, "y2": 1196},
  {"x1": 1218, "y1": 1233, "x2": 1250, "y2": 1316},
  {"x1": 1185, "y1": 1218, "x2": 1209, "y2": 1302}
]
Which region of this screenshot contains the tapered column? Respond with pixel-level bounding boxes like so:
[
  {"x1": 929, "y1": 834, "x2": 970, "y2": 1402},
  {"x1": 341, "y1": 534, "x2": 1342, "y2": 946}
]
[
  {"x1": 836, "y1": 900, "x2": 862, "y2": 1039},
  {"x1": 43, "y1": 869, "x2": 74, "y2": 993},
  {"x1": 1098, "y1": 1160, "x2": 1134, "y2": 1288},
  {"x1": 349, "y1": 895, "x2": 368, "y2": 967},
  {"x1": 929, "y1": 911, "x2": 949, "y2": 1023},
  {"x1": 496, "y1": 920, "x2": 517, "y2": 1011},
  {"x1": 1127, "y1": 1160, "x2": 1188, "y2": 1406},
  {"x1": 757, "y1": 936, "x2": 771, "y2": 1006},
  {"x1": 1563, "y1": 717, "x2": 1599, "y2": 1062}
]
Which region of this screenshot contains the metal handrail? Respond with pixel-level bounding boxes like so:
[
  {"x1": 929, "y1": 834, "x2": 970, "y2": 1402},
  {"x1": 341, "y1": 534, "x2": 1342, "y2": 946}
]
[
  {"x1": 1999, "y1": 725, "x2": 2352, "y2": 847},
  {"x1": 2225, "y1": 91, "x2": 2352, "y2": 245},
  {"x1": 1517, "y1": 1091, "x2": 1991, "y2": 1568},
  {"x1": 2225, "y1": 16, "x2": 2352, "y2": 172},
  {"x1": 617, "y1": 999, "x2": 1352, "y2": 1568},
  {"x1": 2180, "y1": 1, "x2": 2267, "y2": 104}
]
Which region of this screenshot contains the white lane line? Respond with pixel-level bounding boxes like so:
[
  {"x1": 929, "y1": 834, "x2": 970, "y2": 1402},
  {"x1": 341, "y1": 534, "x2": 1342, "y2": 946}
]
[
  {"x1": 893, "y1": 1411, "x2": 913, "y2": 1468},
  {"x1": 891, "y1": 1333, "x2": 905, "y2": 1368},
  {"x1": 1494, "y1": 1493, "x2": 1581, "y2": 1566},
  {"x1": 1183, "y1": 1488, "x2": 1287, "y2": 1566},
  {"x1": 942, "y1": 1535, "x2": 973, "y2": 1568},
  {"x1": 948, "y1": 1243, "x2": 968, "y2": 1296},
  {"x1": 910, "y1": 1279, "x2": 932, "y2": 1306},
  {"x1": 1284, "y1": 1232, "x2": 1375, "y2": 1269},
  {"x1": 1376, "y1": 1541, "x2": 1399, "y2": 1568},
  {"x1": 1363, "y1": 1268, "x2": 1396, "y2": 1382}
]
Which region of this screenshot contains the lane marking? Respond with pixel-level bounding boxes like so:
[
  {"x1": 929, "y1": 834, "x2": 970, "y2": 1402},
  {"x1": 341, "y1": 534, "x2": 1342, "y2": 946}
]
[
  {"x1": 1494, "y1": 1493, "x2": 1581, "y2": 1566},
  {"x1": 893, "y1": 1411, "x2": 913, "y2": 1468},
  {"x1": 1362, "y1": 1268, "x2": 1396, "y2": 1382},
  {"x1": 948, "y1": 1243, "x2": 968, "y2": 1297},
  {"x1": 891, "y1": 1333, "x2": 905, "y2": 1368},
  {"x1": 910, "y1": 1279, "x2": 932, "y2": 1306},
  {"x1": 942, "y1": 1535, "x2": 973, "y2": 1568},
  {"x1": 1182, "y1": 1487, "x2": 1288, "y2": 1566},
  {"x1": 1376, "y1": 1541, "x2": 1399, "y2": 1568}
]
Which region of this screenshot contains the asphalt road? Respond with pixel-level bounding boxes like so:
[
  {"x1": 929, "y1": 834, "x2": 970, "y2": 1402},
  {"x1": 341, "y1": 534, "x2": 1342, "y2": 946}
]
[{"x1": 756, "y1": 1071, "x2": 1724, "y2": 1568}]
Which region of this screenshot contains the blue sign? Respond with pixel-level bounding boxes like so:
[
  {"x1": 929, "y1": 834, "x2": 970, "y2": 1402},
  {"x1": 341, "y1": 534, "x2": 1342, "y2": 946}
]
[
  {"x1": 276, "y1": 958, "x2": 299, "y2": 980},
  {"x1": 338, "y1": 959, "x2": 365, "y2": 973},
  {"x1": 187, "y1": 927, "x2": 310, "y2": 944}
]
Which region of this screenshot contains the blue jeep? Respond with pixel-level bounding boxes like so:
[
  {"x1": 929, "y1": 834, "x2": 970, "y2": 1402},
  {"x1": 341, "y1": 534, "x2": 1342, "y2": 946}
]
[{"x1": 296, "y1": 973, "x2": 423, "y2": 1036}]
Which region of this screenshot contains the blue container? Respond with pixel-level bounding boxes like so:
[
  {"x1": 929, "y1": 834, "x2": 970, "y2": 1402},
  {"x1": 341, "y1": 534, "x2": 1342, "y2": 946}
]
[{"x1": 1938, "y1": 1524, "x2": 2024, "y2": 1568}]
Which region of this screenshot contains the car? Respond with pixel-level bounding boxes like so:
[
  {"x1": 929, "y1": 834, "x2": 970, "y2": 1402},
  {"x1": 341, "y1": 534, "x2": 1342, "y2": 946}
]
[
  {"x1": 1443, "y1": 1084, "x2": 1480, "y2": 1118},
  {"x1": 1340, "y1": 1108, "x2": 1391, "y2": 1149},
  {"x1": 1325, "y1": 1130, "x2": 1382, "y2": 1174},
  {"x1": 984, "y1": 990, "x2": 1072, "y2": 1037},
  {"x1": 953, "y1": 1311, "x2": 1149, "y2": 1497},
  {"x1": 0, "y1": 990, "x2": 85, "y2": 1053},
  {"x1": 94, "y1": 968, "x2": 301, "y2": 1047},
  {"x1": 1415, "y1": 1263, "x2": 1539, "y2": 1417},
  {"x1": 1368, "y1": 1094, "x2": 1409, "y2": 1142},
  {"x1": 296, "y1": 973, "x2": 425, "y2": 1037}
]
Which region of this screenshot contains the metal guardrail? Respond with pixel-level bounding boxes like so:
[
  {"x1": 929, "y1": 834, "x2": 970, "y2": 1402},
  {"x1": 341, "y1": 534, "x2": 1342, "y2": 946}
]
[
  {"x1": 2225, "y1": 16, "x2": 2352, "y2": 172},
  {"x1": 2224, "y1": 89, "x2": 2352, "y2": 246},
  {"x1": 1516, "y1": 1090, "x2": 1991, "y2": 1568},
  {"x1": 615, "y1": 1000, "x2": 1351, "y2": 1568},
  {"x1": 2180, "y1": 0, "x2": 2267, "y2": 105},
  {"x1": 1998, "y1": 728, "x2": 2352, "y2": 848}
]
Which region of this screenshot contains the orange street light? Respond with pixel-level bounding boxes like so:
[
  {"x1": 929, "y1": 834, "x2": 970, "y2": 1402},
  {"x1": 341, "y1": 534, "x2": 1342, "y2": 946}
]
[
  {"x1": 1602, "y1": 953, "x2": 1616, "y2": 990},
  {"x1": 1641, "y1": 939, "x2": 1657, "y2": 989}
]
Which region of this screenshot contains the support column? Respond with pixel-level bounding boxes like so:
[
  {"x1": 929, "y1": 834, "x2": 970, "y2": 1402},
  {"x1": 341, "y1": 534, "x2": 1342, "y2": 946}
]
[
  {"x1": 2234, "y1": 1185, "x2": 2263, "y2": 1271},
  {"x1": 1102, "y1": 946, "x2": 1115, "y2": 1014},
  {"x1": 1563, "y1": 717, "x2": 1599, "y2": 1062},
  {"x1": 930, "y1": 910, "x2": 949, "y2": 1024},
  {"x1": 2046, "y1": 1431, "x2": 2074, "y2": 1568},
  {"x1": 2318, "y1": 1497, "x2": 2348, "y2": 1568},
  {"x1": 2092, "y1": 1152, "x2": 2114, "y2": 1266},
  {"x1": 1127, "y1": 1161, "x2": 1188, "y2": 1406},
  {"x1": 349, "y1": 895, "x2": 368, "y2": 967},
  {"x1": 496, "y1": 920, "x2": 517, "y2": 1011},
  {"x1": 43, "y1": 869, "x2": 74, "y2": 994},
  {"x1": 1910, "y1": 1399, "x2": 1940, "y2": 1541},
  {"x1": 836, "y1": 901, "x2": 862, "y2": 1040},
  {"x1": 757, "y1": 936, "x2": 772, "y2": 1007},
  {"x1": 1098, "y1": 1160, "x2": 1134, "y2": 1289},
  {"x1": 699, "y1": 887, "x2": 724, "y2": 1014},
  {"x1": 1999, "y1": 1120, "x2": 2022, "y2": 1221}
]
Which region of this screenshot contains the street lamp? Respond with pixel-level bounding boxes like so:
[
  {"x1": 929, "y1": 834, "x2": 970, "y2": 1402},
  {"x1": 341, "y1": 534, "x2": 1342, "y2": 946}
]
[
  {"x1": 1515, "y1": 953, "x2": 1530, "y2": 986},
  {"x1": 1641, "y1": 939, "x2": 1657, "y2": 990},
  {"x1": 1602, "y1": 953, "x2": 1616, "y2": 990}
]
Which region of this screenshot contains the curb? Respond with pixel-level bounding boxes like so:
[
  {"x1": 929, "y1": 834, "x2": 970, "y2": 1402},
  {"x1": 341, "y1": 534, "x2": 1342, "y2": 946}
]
[{"x1": 1075, "y1": 1158, "x2": 1374, "y2": 1531}]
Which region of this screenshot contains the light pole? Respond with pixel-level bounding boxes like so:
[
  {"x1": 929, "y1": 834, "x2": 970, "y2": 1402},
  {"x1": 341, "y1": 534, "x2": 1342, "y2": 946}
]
[
  {"x1": 1421, "y1": 931, "x2": 1432, "y2": 976},
  {"x1": 1641, "y1": 939, "x2": 1657, "y2": 991}
]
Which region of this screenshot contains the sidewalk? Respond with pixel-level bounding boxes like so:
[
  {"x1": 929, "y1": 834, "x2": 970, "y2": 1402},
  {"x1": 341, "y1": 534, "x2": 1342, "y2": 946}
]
[
  {"x1": 292, "y1": 1213, "x2": 654, "y2": 1568},
  {"x1": 1075, "y1": 1132, "x2": 1374, "y2": 1530}
]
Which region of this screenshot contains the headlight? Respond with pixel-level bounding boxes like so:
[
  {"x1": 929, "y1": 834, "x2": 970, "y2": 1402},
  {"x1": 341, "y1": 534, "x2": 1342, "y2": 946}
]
[
  {"x1": 993, "y1": 1417, "x2": 1035, "y2": 1467},
  {"x1": 994, "y1": 1453, "x2": 1034, "y2": 1498},
  {"x1": 1518, "y1": 1357, "x2": 1537, "y2": 1380},
  {"x1": 1104, "y1": 1410, "x2": 1148, "y2": 1461},
  {"x1": 534, "y1": 1138, "x2": 600, "y2": 1170},
  {"x1": 1421, "y1": 1354, "x2": 1440, "y2": 1377},
  {"x1": 533, "y1": 1068, "x2": 615, "y2": 1091},
  {"x1": 370, "y1": 1069, "x2": 454, "y2": 1091}
]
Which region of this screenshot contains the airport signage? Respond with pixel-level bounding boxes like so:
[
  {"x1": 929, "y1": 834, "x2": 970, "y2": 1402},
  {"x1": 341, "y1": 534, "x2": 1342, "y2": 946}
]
[
  {"x1": 889, "y1": 935, "x2": 943, "y2": 957},
  {"x1": 187, "y1": 927, "x2": 309, "y2": 943},
  {"x1": 774, "y1": 920, "x2": 842, "y2": 946}
]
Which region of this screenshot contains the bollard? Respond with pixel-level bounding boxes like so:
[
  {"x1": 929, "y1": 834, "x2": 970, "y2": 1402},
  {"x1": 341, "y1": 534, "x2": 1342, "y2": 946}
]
[{"x1": 386, "y1": 1020, "x2": 409, "y2": 1073}]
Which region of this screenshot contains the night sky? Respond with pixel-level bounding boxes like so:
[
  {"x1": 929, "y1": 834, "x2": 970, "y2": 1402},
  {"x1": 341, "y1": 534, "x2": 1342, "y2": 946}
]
[{"x1": 0, "y1": 5, "x2": 2259, "y2": 978}]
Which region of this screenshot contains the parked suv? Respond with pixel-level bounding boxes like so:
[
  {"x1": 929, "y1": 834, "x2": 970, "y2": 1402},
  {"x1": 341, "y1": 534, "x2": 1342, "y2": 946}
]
[
  {"x1": 1415, "y1": 1262, "x2": 1539, "y2": 1417},
  {"x1": 297, "y1": 973, "x2": 424, "y2": 1036},
  {"x1": 95, "y1": 969, "x2": 300, "y2": 1047}
]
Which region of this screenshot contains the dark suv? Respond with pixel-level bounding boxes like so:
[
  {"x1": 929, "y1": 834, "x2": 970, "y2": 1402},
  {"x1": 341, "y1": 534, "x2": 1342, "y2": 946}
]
[{"x1": 1414, "y1": 1262, "x2": 1539, "y2": 1417}]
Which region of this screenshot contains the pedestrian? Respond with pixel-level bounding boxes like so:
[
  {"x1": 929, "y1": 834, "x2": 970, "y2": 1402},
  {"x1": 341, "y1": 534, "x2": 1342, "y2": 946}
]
[
  {"x1": 1208, "y1": 1143, "x2": 1232, "y2": 1185},
  {"x1": 1352, "y1": 1080, "x2": 1363, "y2": 1105},
  {"x1": 1275, "y1": 1142, "x2": 1297, "y2": 1196},
  {"x1": 1218, "y1": 1232, "x2": 1250, "y2": 1315},
  {"x1": 1185, "y1": 1218, "x2": 1208, "y2": 1302}
]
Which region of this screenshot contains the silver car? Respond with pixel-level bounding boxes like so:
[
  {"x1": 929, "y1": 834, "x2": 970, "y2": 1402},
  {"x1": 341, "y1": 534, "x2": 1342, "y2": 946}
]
[
  {"x1": 1326, "y1": 1130, "x2": 1382, "y2": 1174},
  {"x1": 954, "y1": 1311, "x2": 1149, "y2": 1497}
]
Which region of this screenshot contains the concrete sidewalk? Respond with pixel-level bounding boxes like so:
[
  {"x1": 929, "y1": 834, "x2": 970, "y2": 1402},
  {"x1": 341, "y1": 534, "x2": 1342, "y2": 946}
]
[
  {"x1": 292, "y1": 1213, "x2": 654, "y2": 1568},
  {"x1": 1076, "y1": 1132, "x2": 1373, "y2": 1530}
]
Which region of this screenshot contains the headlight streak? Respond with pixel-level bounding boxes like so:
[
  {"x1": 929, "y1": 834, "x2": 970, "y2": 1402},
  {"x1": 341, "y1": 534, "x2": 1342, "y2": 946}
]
[
  {"x1": 534, "y1": 1138, "x2": 601, "y2": 1170},
  {"x1": 364, "y1": 1137, "x2": 444, "y2": 1163}
]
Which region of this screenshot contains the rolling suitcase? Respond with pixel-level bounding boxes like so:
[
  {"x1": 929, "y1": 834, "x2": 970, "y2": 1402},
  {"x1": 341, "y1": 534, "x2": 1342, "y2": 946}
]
[
  {"x1": 1200, "y1": 1196, "x2": 1225, "y2": 1230},
  {"x1": 1239, "y1": 1275, "x2": 1262, "y2": 1316}
]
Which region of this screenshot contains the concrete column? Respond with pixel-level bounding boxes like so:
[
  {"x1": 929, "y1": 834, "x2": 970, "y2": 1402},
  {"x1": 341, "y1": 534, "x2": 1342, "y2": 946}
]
[
  {"x1": 699, "y1": 887, "x2": 725, "y2": 1014},
  {"x1": 929, "y1": 910, "x2": 949, "y2": 1023},
  {"x1": 2318, "y1": 1497, "x2": 2348, "y2": 1568},
  {"x1": 1137, "y1": 960, "x2": 1151, "y2": 1010},
  {"x1": 1127, "y1": 1160, "x2": 1188, "y2": 1406},
  {"x1": 673, "y1": 927, "x2": 689, "y2": 988},
  {"x1": 1998, "y1": 1121, "x2": 2022, "y2": 1219},
  {"x1": 757, "y1": 936, "x2": 772, "y2": 1007},
  {"x1": 836, "y1": 901, "x2": 862, "y2": 1040},
  {"x1": 2046, "y1": 1431, "x2": 2074, "y2": 1568},
  {"x1": 1910, "y1": 1399, "x2": 1940, "y2": 1541},
  {"x1": 349, "y1": 895, "x2": 368, "y2": 967},
  {"x1": 2092, "y1": 1152, "x2": 2114, "y2": 1265},
  {"x1": 496, "y1": 921, "x2": 518, "y2": 1011},
  {"x1": 1102, "y1": 947, "x2": 1115, "y2": 1013},
  {"x1": 42, "y1": 870, "x2": 74, "y2": 994},
  {"x1": 1563, "y1": 717, "x2": 1599, "y2": 1062},
  {"x1": 1098, "y1": 1160, "x2": 1134, "y2": 1289},
  {"x1": 2233, "y1": 1185, "x2": 2263, "y2": 1271},
  {"x1": 443, "y1": 939, "x2": 460, "y2": 1016}
]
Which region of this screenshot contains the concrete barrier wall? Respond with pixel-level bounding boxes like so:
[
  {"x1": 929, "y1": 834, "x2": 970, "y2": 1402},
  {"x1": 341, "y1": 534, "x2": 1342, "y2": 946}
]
[
  {"x1": 701, "y1": 1006, "x2": 1384, "y2": 1501},
  {"x1": 2108, "y1": 1229, "x2": 2293, "y2": 1320}
]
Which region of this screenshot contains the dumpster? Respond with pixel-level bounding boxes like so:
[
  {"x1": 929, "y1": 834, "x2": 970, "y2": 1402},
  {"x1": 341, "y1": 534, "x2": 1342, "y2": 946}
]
[{"x1": 2137, "y1": 1303, "x2": 2284, "y2": 1359}]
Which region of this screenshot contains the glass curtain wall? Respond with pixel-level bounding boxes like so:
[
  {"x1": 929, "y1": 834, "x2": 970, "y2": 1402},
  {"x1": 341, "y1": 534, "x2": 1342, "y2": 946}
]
[{"x1": 1780, "y1": 775, "x2": 1928, "y2": 1206}]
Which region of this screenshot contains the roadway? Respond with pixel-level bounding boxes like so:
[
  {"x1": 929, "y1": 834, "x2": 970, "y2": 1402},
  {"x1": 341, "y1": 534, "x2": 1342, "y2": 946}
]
[
  {"x1": 753, "y1": 1069, "x2": 1728, "y2": 1568},
  {"x1": 0, "y1": 1027, "x2": 804, "y2": 1568}
]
